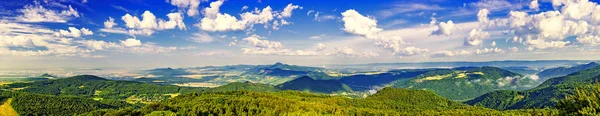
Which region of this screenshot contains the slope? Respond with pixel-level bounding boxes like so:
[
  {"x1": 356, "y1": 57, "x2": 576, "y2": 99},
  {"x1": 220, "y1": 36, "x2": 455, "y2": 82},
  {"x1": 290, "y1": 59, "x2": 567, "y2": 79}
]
[
  {"x1": 466, "y1": 64, "x2": 600, "y2": 110},
  {"x1": 80, "y1": 88, "x2": 555, "y2": 115},
  {"x1": 393, "y1": 66, "x2": 533, "y2": 100},
  {"x1": 276, "y1": 76, "x2": 352, "y2": 93}
]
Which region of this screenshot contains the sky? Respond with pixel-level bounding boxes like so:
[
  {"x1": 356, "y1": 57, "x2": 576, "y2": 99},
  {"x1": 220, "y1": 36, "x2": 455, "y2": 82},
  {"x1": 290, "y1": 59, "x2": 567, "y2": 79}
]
[{"x1": 1, "y1": 0, "x2": 600, "y2": 69}]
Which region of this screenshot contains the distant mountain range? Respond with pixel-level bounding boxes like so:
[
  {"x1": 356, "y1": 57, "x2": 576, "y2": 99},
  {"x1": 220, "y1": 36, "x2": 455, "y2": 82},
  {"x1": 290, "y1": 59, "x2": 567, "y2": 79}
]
[{"x1": 536, "y1": 62, "x2": 599, "y2": 81}]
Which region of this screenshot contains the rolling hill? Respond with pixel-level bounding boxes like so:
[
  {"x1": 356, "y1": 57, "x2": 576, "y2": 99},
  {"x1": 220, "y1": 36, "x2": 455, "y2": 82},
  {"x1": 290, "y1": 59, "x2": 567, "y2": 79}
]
[
  {"x1": 465, "y1": 64, "x2": 600, "y2": 110},
  {"x1": 80, "y1": 87, "x2": 556, "y2": 115},
  {"x1": 276, "y1": 76, "x2": 352, "y2": 93},
  {"x1": 393, "y1": 66, "x2": 536, "y2": 100}
]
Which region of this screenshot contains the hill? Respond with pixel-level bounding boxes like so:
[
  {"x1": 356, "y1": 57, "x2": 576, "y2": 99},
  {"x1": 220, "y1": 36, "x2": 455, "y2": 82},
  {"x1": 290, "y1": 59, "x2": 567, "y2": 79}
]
[
  {"x1": 2, "y1": 75, "x2": 209, "y2": 101},
  {"x1": 242, "y1": 62, "x2": 335, "y2": 80},
  {"x1": 536, "y1": 62, "x2": 599, "y2": 81},
  {"x1": 10, "y1": 92, "x2": 130, "y2": 116},
  {"x1": 276, "y1": 76, "x2": 352, "y2": 93},
  {"x1": 339, "y1": 69, "x2": 429, "y2": 91},
  {"x1": 465, "y1": 65, "x2": 600, "y2": 110},
  {"x1": 80, "y1": 87, "x2": 555, "y2": 115},
  {"x1": 210, "y1": 82, "x2": 280, "y2": 92},
  {"x1": 393, "y1": 66, "x2": 535, "y2": 100}
]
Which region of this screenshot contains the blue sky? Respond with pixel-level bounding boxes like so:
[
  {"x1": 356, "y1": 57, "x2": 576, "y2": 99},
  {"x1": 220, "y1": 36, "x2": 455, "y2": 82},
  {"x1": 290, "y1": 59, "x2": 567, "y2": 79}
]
[{"x1": 1, "y1": 0, "x2": 600, "y2": 69}]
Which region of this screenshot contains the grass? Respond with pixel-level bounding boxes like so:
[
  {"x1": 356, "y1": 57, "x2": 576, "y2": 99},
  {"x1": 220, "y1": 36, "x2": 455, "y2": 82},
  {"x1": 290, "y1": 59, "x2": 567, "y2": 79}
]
[{"x1": 0, "y1": 98, "x2": 18, "y2": 116}]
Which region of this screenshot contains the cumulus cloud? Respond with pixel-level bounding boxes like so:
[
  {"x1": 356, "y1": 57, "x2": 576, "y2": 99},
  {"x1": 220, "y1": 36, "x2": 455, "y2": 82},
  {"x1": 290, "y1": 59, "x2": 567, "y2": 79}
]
[
  {"x1": 529, "y1": 0, "x2": 540, "y2": 10},
  {"x1": 119, "y1": 11, "x2": 186, "y2": 35},
  {"x1": 167, "y1": 0, "x2": 202, "y2": 16},
  {"x1": 120, "y1": 38, "x2": 142, "y2": 47},
  {"x1": 56, "y1": 27, "x2": 93, "y2": 38},
  {"x1": 576, "y1": 35, "x2": 600, "y2": 46},
  {"x1": 341, "y1": 9, "x2": 382, "y2": 39},
  {"x1": 477, "y1": 9, "x2": 490, "y2": 25},
  {"x1": 16, "y1": 4, "x2": 80, "y2": 23},
  {"x1": 197, "y1": 1, "x2": 299, "y2": 32},
  {"x1": 491, "y1": 41, "x2": 497, "y2": 47},
  {"x1": 122, "y1": 11, "x2": 186, "y2": 30},
  {"x1": 280, "y1": 3, "x2": 302, "y2": 18},
  {"x1": 431, "y1": 20, "x2": 454, "y2": 36},
  {"x1": 502, "y1": 8, "x2": 594, "y2": 50},
  {"x1": 464, "y1": 29, "x2": 489, "y2": 46},
  {"x1": 104, "y1": 17, "x2": 117, "y2": 28},
  {"x1": 561, "y1": 0, "x2": 596, "y2": 20},
  {"x1": 341, "y1": 9, "x2": 420, "y2": 56}
]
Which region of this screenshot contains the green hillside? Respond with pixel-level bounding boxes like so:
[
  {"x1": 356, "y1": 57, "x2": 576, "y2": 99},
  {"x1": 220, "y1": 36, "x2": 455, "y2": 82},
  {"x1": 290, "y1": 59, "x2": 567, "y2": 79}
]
[
  {"x1": 276, "y1": 76, "x2": 352, "y2": 93},
  {"x1": 393, "y1": 67, "x2": 535, "y2": 100},
  {"x1": 3, "y1": 75, "x2": 208, "y2": 101},
  {"x1": 466, "y1": 65, "x2": 600, "y2": 110},
  {"x1": 80, "y1": 88, "x2": 556, "y2": 115},
  {"x1": 10, "y1": 92, "x2": 131, "y2": 116},
  {"x1": 210, "y1": 82, "x2": 280, "y2": 92}
]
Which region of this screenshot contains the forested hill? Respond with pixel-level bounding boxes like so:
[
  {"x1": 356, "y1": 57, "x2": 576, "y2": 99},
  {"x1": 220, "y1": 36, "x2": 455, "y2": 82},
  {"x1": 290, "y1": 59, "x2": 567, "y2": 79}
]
[
  {"x1": 393, "y1": 66, "x2": 535, "y2": 100},
  {"x1": 465, "y1": 65, "x2": 600, "y2": 110},
  {"x1": 536, "y1": 62, "x2": 599, "y2": 81},
  {"x1": 276, "y1": 76, "x2": 352, "y2": 93},
  {"x1": 80, "y1": 88, "x2": 554, "y2": 115},
  {"x1": 4, "y1": 75, "x2": 208, "y2": 100}
]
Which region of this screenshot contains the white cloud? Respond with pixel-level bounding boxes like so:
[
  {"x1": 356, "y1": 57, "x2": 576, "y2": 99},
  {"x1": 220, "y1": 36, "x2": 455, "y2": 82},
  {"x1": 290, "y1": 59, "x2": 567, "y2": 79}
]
[
  {"x1": 576, "y1": 35, "x2": 600, "y2": 46},
  {"x1": 476, "y1": 47, "x2": 505, "y2": 54},
  {"x1": 341, "y1": 9, "x2": 382, "y2": 39},
  {"x1": 431, "y1": 51, "x2": 455, "y2": 58},
  {"x1": 491, "y1": 41, "x2": 497, "y2": 47},
  {"x1": 530, "y1": 0, "x2": 540, "y2": 10},
  {"x1": 167, "y1": 0, "x2": 202, "y2": 16},
  {"x1": 561, "y1": 0, "x2": 596, "y2": 19},
  {"x1": 430, "y1": 50, "x2": 474, "y2": 58},
  {"x1": 80, "y1": 28, "x2": 93, "y2": 36},
  {"x1": 315, "y1": 43, "x2": 326, "y2": 51},
  {"x1": 120, "y1": 11, "x2": 186, "y2": 35},
  {"x1": 477, "y1": 9, "x2": 490, "y2": 25},
  {"x1": 394, "y1": 47, "x2": 428, "y2": 56},
  {"x1": 120, "y1": 38, "x2": 142, "y2": 47},
  {"x1": 16, "y1": 4, "x2": 80, "y2": 23},
  {"x1": 158, "y1": 13, "x2": 187, "y2": 30},
  {"x1": 431, "y1": 20, "x2": 454, "y2": 36},
  {"x1": 99, "y1": 28, "x2": 129, "y2": 35},
  {"x1": 56, "y1": 27, "x2": 93, "y2": 38},
  {"x1": 280, "y1": 3, "x2": 302, "y2": 18},
  {"x1": 104, "y1": 17, "x2": 117, "y2": 28},
  {"x1": 189, "y1": 32, "x2": 214, "y2": 43},
  {"x1": 0, "y1": 20, "x2": 182, "y2": 57},
  {"x1": 243, "y1": 35, "x2": 283, "y2": 49},
  {"x1": 197, "y1": 1, "x2": 297, "y2": 32},
  {"x1": 464, "y1": 29, "x2": 489, "y2": 46}
]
